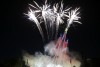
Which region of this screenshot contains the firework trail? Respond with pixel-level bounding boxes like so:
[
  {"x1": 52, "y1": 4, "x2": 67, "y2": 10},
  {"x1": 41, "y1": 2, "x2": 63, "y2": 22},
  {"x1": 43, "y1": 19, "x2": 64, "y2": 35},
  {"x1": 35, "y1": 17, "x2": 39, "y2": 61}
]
[{"x1": 24, "y1": 0, "x2": 82, "y2": 67}]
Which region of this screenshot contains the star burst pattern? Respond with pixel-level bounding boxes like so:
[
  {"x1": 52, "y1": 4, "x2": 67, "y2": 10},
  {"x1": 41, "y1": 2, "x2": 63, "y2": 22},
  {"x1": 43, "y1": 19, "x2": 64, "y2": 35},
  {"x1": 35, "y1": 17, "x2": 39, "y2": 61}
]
[{"x1": 25, "y1": 0, "x2": 81, "y2": 40}]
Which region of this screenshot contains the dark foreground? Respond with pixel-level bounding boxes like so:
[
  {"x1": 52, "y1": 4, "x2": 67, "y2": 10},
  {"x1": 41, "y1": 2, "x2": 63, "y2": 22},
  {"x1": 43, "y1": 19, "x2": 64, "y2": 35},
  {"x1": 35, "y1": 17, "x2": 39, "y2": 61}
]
[{"x1": 0, "y1": 58, "x2": 99, "y2": 67}]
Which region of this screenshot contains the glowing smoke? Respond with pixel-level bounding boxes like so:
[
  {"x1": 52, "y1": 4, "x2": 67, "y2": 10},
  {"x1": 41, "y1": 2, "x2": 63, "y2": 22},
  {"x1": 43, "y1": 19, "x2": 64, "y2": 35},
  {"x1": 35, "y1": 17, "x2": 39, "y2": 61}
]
[
  {"x1": 23, "y1": 35, "x2": 82, "y2": 67},
  {"x1": 23, "y1": 41, "x2": 82, "y2": 67}
]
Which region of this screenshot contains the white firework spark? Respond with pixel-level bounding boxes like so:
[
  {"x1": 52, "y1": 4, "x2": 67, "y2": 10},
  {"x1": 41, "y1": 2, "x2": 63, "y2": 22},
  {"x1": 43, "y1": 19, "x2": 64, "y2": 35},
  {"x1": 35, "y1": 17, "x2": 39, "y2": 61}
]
[
  {"x1": 25, "y1": 8, "x2": 44, "y2": 41},
  {"x1": 64, "y1": 8, "x2": 81, "y2": 34},
  {"x1": 66, "y1": 8, "x2": 81, "y2": 29},
  {"x1": 25, "y1": 0, "x2": 81, "y2": 40},
  {"x1": 53, "y1": 1, "x2": 71, "y2": 37},
  {"x1": 27, "y1": 0, "x2": 54, "y2": 40}
]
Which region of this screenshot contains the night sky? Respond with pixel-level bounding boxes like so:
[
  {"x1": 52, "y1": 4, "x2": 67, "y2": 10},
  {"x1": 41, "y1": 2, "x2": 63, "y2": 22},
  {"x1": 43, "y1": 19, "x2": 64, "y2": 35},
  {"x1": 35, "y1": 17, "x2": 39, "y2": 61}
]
[{"x1": 0, "y1": 0, "x2": 99, "y2": 60}]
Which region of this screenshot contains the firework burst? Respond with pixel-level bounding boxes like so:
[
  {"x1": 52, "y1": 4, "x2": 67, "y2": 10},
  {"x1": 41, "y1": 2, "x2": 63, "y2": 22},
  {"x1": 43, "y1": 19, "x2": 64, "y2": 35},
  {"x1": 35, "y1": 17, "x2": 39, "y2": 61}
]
[
  {"x1": 24, "y1": 0, "x2": 82, "y2": 67},
  {"x1": 25, "y1": 0, "x2": 81, "y2": 41}
]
